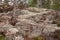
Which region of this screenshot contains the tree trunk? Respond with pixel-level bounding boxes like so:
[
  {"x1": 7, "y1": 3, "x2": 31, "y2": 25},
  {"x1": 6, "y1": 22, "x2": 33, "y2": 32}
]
[
  {"x1": 50, "y1": 0, "x2": 54, "y2": 5},
  {"x1": 37, "y1": 0, "x2": 42, "y2": 8},
  {"x1": 12, "y1": 0, "x2": 17, "y2": 16}
]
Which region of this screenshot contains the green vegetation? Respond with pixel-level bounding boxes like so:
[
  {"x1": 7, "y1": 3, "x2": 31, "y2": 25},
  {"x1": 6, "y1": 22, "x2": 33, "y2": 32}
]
[
  {"x1": 32, "y1": 36, "x2": 45, "y2": 40},
  {"x1": 27, "y1": 0, "x2": 60, "y2": 10},
  {"x1": 0, "y1": 35, "x2": 5, "y2": 40},
  {"x1": 0, "y1": 0, "x2": 60, "y2": 10},
  {"x1": 50, "y1": 0, "x2": 60, "y2": 10},
  {"x1": 28, "y1": 0, "x2": 37, "y2": 7},
  {"x1": 32, "y1": 37, "x2": 38, "y2": 40},
  {"x1": 42, "y1": 0, "x2": 50, "y2": 9}
]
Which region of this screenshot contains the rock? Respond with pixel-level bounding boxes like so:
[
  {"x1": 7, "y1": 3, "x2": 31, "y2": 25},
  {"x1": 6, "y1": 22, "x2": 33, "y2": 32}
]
[
  {"x1": 8, "y1": 28, "x2": 18, "y2": 34},
  {"x1": 14, "y1": 35, "x2": 24, "y2": 40},
  {"x1": 1, "y1": 22, "x2": 14, "y2": 32}
]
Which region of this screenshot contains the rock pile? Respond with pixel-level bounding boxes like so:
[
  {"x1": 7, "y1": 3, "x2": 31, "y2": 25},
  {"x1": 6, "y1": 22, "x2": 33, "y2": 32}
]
[
  {"x1": 0, "y1": 7, "x2": 60, "y2": 40},
  {"x1": 16, "y1": 7, "x2": 58, "y2": 37}
]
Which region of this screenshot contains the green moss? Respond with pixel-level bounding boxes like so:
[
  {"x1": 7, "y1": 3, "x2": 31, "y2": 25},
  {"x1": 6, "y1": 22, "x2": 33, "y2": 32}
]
[
  {"x1": 32, "y1": 37, "x2": 38, "y2": 40},
  {"x1": 0, "y1": 35, "x2": 5, "y2": 40}
]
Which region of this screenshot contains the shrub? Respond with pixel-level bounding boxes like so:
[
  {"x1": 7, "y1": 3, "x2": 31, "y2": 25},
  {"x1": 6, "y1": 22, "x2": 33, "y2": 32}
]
[
  {"x1": 28, "y1": 0, "x2": 37, "y2": 7},
  {"x1": 50, "y1": 0, "x2": 60, "y2": 10}
]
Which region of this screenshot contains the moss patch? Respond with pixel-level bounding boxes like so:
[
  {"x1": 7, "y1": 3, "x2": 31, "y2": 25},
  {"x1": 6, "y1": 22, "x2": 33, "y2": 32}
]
[{"x1": 0, "y1": 34, "x2": 5, "y2": 40}]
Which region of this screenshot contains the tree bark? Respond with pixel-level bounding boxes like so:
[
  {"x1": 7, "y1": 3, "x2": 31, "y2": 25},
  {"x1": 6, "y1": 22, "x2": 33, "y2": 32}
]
[
  {"x1": 37, "y1": 0, "x2": 42, "y2": 8},
  {"x1": 12, "y1": 0, "x2": 17, "y2": 16},
  {"x1": 50, "y1": 0, "x2": 54, "y2": 5}
]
